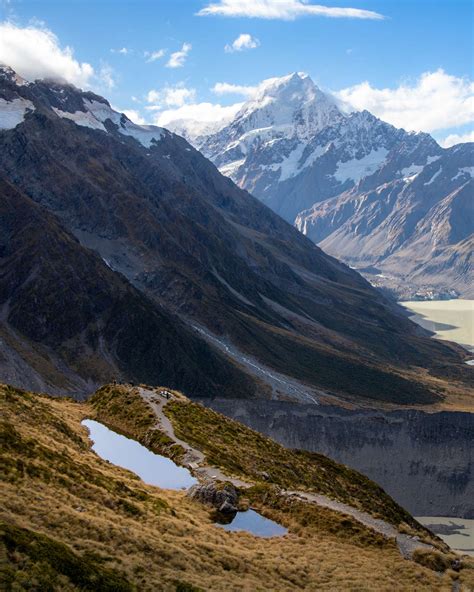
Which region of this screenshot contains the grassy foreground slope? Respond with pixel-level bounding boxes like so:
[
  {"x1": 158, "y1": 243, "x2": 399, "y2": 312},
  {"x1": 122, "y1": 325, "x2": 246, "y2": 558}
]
[{"x1": 2, "y1": 383, "x2": 473, "y2": 591}]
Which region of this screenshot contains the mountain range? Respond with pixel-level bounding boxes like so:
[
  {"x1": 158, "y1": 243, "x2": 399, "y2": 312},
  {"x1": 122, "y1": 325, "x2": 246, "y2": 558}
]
[
  {"x1": 175, "y1": 72, "x2": 473, "y2": 299},
  {"x1": 0, "y1": 65, "x2": 471, "y2": 406}
]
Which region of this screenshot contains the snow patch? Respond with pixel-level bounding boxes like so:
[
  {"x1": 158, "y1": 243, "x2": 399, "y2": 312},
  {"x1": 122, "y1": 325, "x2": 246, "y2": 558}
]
[
  {"x1": 219, "y1": 158, "x2": 245, "y2": 178},
  {"x1": 424, "y1": 166, "x2": 442, "y2": 186},
  {"x1": 452, "y1": 167, "x2": 474, "y2": 181},
  {"x1": 334, "y1": 148, "x2": 388, "y2": 183},
  {"x1": 53, "y1": 106, "x2": 107, "y2": 131},
  {"x1": 54, "y1": 99, "x2": 164, "y2": 147},
  {"x1": 0, "y1": 97, "x2": 35, "y2": 130},
  {"x1": 120, "y1": 122, "x2": 164, "y2": 148},
  {"x1": 279, "y1": 143, "x2": 306, "y2": 181},
  {"x1": 400, "y1": 164, "x2": 424, "y2": 180}
]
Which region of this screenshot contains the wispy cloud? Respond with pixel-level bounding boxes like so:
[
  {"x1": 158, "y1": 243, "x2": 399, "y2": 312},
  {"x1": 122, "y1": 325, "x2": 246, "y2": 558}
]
[
  {"x1": 98, "y1": 63, "x2": 115, "y2": 89},
  {"x1": 156, "y1": 101, "x2": 243, "y2": 129},
  {"x1": 225, "y1": 33, "x2": 260, "y2": 53},
  {"x1": 146, "y1": 83, "x2": 196, "y2": 108},
  {"x1": 144, "y1": 49, "x2": 166, "y2": 62},
  {"x1": 121, "y1": 108, "x2": 146, "y2": 125},
  {"x1": 166, "y1": 43, "x2": 191, "y2": 68},
  {"x1": 198, "y1": 0, "x2": 384, "y2": 20},
  {"x1": 439, "y1": 130, "x2": 474, "y2": 148},
  {"x1": 212, "y1": 81, "x2": 259, "y2": 97},
  {"x1": 336, "y1": 69, "x2": 474, "y2": 133},
  {"x1": 111, "y1": 47, "x2": 130, "y2": 55}
]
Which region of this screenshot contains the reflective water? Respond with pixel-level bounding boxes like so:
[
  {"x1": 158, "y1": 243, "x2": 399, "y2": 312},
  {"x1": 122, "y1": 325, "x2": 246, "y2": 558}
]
[
  {"x1": 82, "y1": 419, "x2": 197, "y2": 489},
  {"x1": 416, "y1": 516, "x2": 474, "y2": 556},
  {"x1": 217, "y1": 509, "x2": 287, "y2": 537}
]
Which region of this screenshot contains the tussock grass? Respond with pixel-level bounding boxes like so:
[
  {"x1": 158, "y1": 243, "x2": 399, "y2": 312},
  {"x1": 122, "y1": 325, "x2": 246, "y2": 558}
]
[
  {"x1": 1, "y1": 383, "x2": 472, "y2": 591},
  {"x1": 163, "y1": 398, "x2": 424, "y2": 531},
  {"x1": 90, "y1": 384, "x2": 186, "y2": 461}
]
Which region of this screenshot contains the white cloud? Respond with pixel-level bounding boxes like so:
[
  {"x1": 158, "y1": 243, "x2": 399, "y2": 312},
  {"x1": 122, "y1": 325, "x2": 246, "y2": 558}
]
[
  {"x1": 98, "y1": 63, "x2": 115, "y2": 90},
  {"x1": 146, "y1": 83, "x2": 196, "y2": 108},
  {"x1": 145, "y1": 49, "x2": 166, "y2": 62},
  {"x1": 212, "y1": 81, "x2": 259, "y2": 97},
  {"x1": 198, "y1": 0, "x2": 384, "y2": 20},
  {"x1": 121, "y1": 109, "x2": 146, "y2": 125},
  {"x1": 0, "y1": 21, "x2": 95, "y2": 86},
  {"x1": 439, "y1": 130, "x2": 474, "y2": 148},
  {"x1": 166, "y1": 43, "x2": 191, "y2": 68},
  {"x1": 111, "y1": 47, "x2": 130, "y2": 55},
  {"x1": 336, "y1": 69, "x2": 474, "y2": 133},
  {"x1": 225, "y1": 33, "x2": 260, "y2": 53},
  {"x1": 156, "y1": 101, "x2": 243, "y2": 127},
  {"x1": 140, "y1": 82, "x2": 243, "y2": 131}
]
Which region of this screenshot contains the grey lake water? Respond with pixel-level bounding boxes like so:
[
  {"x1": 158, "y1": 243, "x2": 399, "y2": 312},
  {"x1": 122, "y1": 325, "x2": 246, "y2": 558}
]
[
  {"x1": 416, "y1": 517, "x2": 474, "y2": 557},
  {"x1": 205, "y1": 299, "x2": 474, "y2": 553},
  {"x1": 82, "y1": 419, "x2": 197, "y2": 489},
  {"x1": 400, "y1": 301, "x2": 474, "y2": 555},
  {"x1": 217, "y1": 509, "x2": 287, "y2": 538},
  {"x1": 400, "y1": 299, "x2": 474, "y2": 354}
]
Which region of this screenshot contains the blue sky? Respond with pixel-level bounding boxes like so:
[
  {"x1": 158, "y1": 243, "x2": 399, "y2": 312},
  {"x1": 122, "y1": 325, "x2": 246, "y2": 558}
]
[{"x1": 0, "y1": 0, "x2": 472, "y2": 145}]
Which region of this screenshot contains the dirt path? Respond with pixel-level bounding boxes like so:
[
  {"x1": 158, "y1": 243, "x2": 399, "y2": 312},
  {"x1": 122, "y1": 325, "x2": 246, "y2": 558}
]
[
  {"x1": 139, "y1": 387, "x2": 252, "y2": 488},
  {"x1": 282, "y1": 490, "x2": 433, "y2": 558},
  {"x1": 139, "y1": 387, "x2": 435, "y2": 558}
]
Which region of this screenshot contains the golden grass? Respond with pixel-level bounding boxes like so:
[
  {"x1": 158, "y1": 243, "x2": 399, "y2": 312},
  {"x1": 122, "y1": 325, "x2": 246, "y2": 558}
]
[{"x1": 2, "y1": 383, "x2": 473, "y2": 591}]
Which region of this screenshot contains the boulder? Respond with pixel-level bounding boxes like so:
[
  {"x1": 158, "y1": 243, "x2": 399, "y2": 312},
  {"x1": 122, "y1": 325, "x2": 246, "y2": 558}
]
[{"x1": 187, "y1": 481, "x2": 238, "y2": 513}]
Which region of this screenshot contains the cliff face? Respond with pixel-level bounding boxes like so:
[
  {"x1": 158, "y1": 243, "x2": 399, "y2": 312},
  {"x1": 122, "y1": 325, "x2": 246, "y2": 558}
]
[{"x1": 206, "y1": 399, "x2": 474, "y2": 518}]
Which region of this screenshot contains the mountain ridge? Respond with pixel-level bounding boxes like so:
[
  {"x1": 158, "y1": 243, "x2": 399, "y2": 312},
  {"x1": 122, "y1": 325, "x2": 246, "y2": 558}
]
[
  {"x1": 0, "y1": 65, "x2": 472, "y2": 407},
  {"x1": 173, "y1": 72, "x2": 473, "y2": 298}
]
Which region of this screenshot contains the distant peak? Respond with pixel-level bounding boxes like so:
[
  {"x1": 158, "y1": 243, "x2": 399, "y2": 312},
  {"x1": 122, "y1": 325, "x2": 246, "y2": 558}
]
[{"x1": 0, "y1": 64, "x2": 27, "y2": 86}]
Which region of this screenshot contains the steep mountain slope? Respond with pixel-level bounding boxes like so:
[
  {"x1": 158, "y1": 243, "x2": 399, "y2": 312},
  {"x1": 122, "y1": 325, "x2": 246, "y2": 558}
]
[
  {"x1": 0, "y1": 65, "x2": 471, "y2": 406},
  {"x1": 182, "y1": 72, "x2": 473, "y2": 298},
  {"x1": 0, "y1": 178, "x2": 254, "y2": 398},
  {"x1": 299, "y1": 144, "x2": 474, "y2": 298},
  {"x1": 3, "y1": 382, "x2": 472, "y2": 591}
]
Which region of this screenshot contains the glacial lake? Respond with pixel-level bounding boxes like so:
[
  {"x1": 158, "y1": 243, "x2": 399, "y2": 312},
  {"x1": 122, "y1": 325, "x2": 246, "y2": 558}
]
[
  {"x1": 82, "y1": 419, "x2": 197, "y2": 489},
  {"x1": 416, "y1": 517, "x2": 474, "y2": 557},
  {"x1": 407, "y1": 301, "x2": 474, "y2": 555},
  {"x1": 217, "y1": 509, "x2": 288, "y2": 538},
  {"x1": 401, "y1": 299, "x2": 474, "y2": 353}
]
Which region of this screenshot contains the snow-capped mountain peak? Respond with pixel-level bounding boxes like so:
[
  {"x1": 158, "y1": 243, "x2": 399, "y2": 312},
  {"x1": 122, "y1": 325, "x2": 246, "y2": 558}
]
[
  {"x1": 224, "y1": 72, "x2": 342, "y2": 142},
  {"x1": 0, "y1": 66, "x2": 165, "y2": 147},
  {"x1": 177, "y1": 69, "x2": 472, "y2": 299}
]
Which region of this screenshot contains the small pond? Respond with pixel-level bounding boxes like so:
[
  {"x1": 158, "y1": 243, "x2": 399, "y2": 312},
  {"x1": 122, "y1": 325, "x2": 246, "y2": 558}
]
[
  {"x1": 82, "y1": 419, "x2": 197, "y2": 489},
  {"x1": 216, "y1": 509, "x2": 287, "y2": 538}
]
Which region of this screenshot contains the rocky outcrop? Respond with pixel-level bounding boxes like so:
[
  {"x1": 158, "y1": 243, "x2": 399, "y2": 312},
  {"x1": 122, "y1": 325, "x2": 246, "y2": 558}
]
[{"x1": 187, "y1": 482, "x2": 239, "y2": 517}]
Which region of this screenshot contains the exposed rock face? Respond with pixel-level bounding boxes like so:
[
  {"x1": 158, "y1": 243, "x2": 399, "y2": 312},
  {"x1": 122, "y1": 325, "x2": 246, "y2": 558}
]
[
  {"x1": 299, "y1": 143, "x2": 473, "y2": 298},
  {"x1": 205, "y1": 399, "x2": 474, "y2": 519},
  {"x1": 178, "y1": 72, "x2": 473, "y2": 298},
  {"x1": 0, "y1": 65, "x2": 471, "y2": 404},
  {"x1": 187, "y1": 482, "x2": 239, "y2": 516}
]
